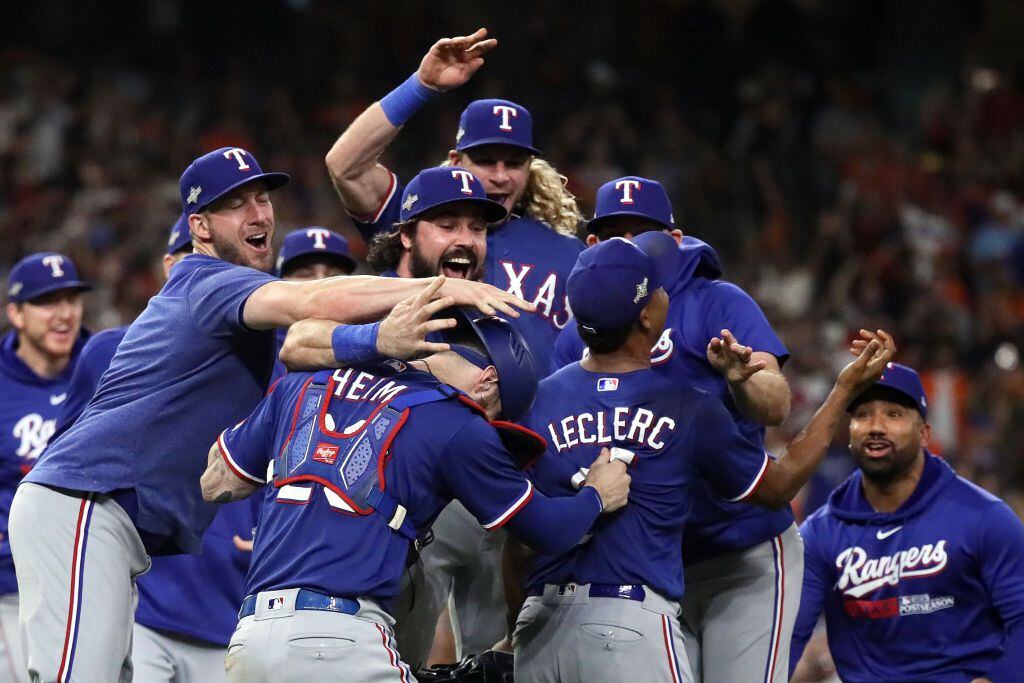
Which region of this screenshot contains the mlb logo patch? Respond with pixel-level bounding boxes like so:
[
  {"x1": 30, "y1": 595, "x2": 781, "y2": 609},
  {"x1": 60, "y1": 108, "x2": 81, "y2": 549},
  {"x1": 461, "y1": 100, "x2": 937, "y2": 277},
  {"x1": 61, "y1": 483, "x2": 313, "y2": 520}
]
[
  {"x1": 597, "y1": 378, "x2": 619, "y2": 392},
  {"x1": 313, "y1": 443, "x2": 340, "y2": 464},
  {"x1": 267, "y1": 597, "x2": 285, "y2": 610},
  {"x1": 384, "y1": 359, "x2": 407, "y2": 373},
  {"x1": 557, "y1": 583, "x2": 578, "y2": 596}
]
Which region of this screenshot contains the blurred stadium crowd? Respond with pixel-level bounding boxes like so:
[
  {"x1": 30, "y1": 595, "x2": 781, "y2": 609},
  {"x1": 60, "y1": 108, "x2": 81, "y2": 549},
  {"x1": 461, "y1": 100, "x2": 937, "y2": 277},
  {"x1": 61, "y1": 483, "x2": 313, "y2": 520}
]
[{"x1": 2, "y1": 0, "x2": 1024, "y2": 516}]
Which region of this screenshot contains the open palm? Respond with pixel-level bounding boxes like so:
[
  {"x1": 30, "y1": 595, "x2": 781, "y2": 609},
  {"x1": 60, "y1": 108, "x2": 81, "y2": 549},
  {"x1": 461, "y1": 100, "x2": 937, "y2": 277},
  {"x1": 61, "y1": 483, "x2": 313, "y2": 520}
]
[{"x1": 417, "y1": 28, "x2": 497, "y2": 91}]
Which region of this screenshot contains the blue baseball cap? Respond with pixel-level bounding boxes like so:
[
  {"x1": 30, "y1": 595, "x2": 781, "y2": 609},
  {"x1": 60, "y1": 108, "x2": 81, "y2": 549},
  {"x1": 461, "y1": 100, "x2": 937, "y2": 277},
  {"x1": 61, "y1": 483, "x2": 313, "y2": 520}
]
[
  {"x1": 455, "y1": 99, "x2": 541, "y2": 156},
  {"x1": 166, "y1": 213, "x2": 193, "y2": 255},
  {"x1": 567, "y1": 236, "x2": 671, "y2": 336},
  {"x1": 179, "y1": 147, "x2": 289, "y2": 213},
  {"x1": 276, "y1": 227, "x2": 356, "y2": 275},
  {"x1": 399, "y1": 167, "x2": 507, "y2": 224},
  {"x1": 443, "y1": 307, "x2": 538, "y2": 421},
  {"x1": 7, "y1": 252, "x2": 91, "y2": 303},
  {"x1": 848, "y1": 361, "x2": 928, "y2": 419},
  {"x1": 587, "y1": 176, "x2": 675, "y2": 234}
]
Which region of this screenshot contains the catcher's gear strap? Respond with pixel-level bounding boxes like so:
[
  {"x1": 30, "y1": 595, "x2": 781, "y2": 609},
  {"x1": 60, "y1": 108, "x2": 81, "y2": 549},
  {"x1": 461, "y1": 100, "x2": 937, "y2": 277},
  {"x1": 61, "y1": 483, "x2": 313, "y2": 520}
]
[{"x1": 271, "y1": 370, "x2": 459, "y2": 542}]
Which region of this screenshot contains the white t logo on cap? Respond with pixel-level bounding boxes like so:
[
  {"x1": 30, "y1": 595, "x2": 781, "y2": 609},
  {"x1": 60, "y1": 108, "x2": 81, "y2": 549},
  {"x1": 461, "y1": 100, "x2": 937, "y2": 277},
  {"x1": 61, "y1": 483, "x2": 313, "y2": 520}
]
[
  {"x1": 616, "y1": 179, "x2": 641, "y2": 204},
  {"x1": 223, "y1": 148, "x2": 251, "y2": 171},
  {"x1": 451, "y1": 170, "x2": 475, "y2": 195},
  {"x1": 42, "y1": 255, "x2": 65, "y2": 278},
  {"x1": 492, "y1": 105, "x2": 518, "y2": 131},
  {"x1": 306, "y1": 228, "x2": 331, "y2": 249}
]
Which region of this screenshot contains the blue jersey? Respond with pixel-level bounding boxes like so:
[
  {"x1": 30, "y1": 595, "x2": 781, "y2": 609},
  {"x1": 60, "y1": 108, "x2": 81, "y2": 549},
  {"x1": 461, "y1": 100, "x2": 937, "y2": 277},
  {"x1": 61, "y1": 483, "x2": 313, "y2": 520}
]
[
  {"x1": 219, "y1": 362, "x2": 603, "y2": 606},
  {"x1": 520, "y1": 363, "x2": 770, "y2": 600},
  {"x1": 792, "y1": 454, "x2": 1024, "y2": 682},
  {"x1": 27, "y1": 254, "x2": 277, "y2": 554},
  {"x1": 551, "y1": 237, "x2": 792, "y2": 563},
  {"x1": 56, "y1": 324, "x2": 258, "y2": 645},
  {"x1": 355, "y1": 173, "x2": 584, "y2": 374},
  {"x1": 0, "y1": 329, "x2": 87, "y2": 594}
]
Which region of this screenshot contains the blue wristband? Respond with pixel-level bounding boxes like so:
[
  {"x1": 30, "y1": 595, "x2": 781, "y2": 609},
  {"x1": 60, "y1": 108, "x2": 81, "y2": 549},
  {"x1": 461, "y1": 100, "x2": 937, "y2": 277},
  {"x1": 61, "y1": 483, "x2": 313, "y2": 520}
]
[
  {"x1": 379, "y1": 72, "x2": 438, "y2": 127},
  {"x1": 331, "y1": 322, "x2": 381, "y2": 365}
]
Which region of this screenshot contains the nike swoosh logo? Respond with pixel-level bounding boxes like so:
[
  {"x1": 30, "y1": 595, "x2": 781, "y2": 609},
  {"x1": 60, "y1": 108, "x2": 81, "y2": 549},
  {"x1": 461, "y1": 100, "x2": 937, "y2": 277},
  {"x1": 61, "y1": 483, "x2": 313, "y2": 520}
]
[
  {"x1": 876, "y1": 526, "x2": 903, "y2": 540},
  {"x1": 50, "y1": 393, "x2": 67, "y2": 406}
]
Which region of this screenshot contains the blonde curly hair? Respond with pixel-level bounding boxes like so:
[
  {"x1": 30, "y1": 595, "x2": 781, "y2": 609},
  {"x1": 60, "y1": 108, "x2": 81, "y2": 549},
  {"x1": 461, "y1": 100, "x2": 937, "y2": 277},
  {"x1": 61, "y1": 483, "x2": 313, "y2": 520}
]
[{"x1": 442, "y1": 156, "x2": 582, "y2": 236}]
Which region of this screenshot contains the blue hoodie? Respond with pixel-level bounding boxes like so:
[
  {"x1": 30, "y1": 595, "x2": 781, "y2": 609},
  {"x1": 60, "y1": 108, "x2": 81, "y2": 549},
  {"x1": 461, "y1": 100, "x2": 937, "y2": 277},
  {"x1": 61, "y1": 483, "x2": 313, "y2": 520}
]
[
  {"x1": 0, "y1": 328, "x2": 88, "y2": 594},
  {"x1": 793, "y1": 453, "x2": 1024, "y2": 682},
  {"x1": 551, "y1": 237, "x2": 792, "y2": 562}
]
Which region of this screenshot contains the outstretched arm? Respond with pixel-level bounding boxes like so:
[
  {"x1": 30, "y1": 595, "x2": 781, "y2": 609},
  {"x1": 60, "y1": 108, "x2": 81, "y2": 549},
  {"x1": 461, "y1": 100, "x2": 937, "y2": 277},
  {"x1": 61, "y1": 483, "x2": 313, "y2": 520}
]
[
  {"x1": 748, "y1": 330, "x2": 895, "y2": 509},
  {"x1": 707, "y1": 329, "x2": 790, "y2": 426},
  {"x1": 325, "y1": 28, "x2": 496, "y2": 218}
]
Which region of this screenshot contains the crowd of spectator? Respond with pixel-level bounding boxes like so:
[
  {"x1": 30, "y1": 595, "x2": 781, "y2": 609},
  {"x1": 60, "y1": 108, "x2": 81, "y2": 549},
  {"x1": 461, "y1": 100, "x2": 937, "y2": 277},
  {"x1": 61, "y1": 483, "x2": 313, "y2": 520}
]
[{"x1": 3, "y1": 0, "x2": 1024, "y2": 511}]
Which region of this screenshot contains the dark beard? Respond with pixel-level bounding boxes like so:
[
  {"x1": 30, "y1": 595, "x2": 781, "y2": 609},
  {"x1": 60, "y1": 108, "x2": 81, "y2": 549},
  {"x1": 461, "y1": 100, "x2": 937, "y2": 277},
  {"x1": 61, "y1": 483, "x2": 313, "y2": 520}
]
[
  {"x1": 855, "y1": 443, "x2": 921, "y2": 486},
  {"x1": 409, "y1": 244, "x2": 482, "y2": 281}
]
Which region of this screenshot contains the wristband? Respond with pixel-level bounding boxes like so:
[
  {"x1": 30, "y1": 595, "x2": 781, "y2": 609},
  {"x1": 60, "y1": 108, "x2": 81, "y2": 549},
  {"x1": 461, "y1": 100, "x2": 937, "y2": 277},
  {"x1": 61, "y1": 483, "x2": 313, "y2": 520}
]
[
  {"x1": 331, "y1": 322, "x2": 381, "y2": 365},
  {"x1": 379, "y1": 72, "x2": 438, "y2": 127}
]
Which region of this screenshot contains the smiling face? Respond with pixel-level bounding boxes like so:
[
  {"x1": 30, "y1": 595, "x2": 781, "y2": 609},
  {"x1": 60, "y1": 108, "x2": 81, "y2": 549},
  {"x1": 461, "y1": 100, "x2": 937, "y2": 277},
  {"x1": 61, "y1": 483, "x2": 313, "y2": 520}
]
[
  {"x1": 6, "y1": 289, "x2": 84, "y2": 361},
  {"x1": 451, "y1": 145, "x2": 531, "y2": 216},
  {"x1": 400, "y1": 203, "x2": 488, "y2": 280},
  {"x1": 192, "y1": 180, "x2": 274, "y2": 272},
  {"x1": 849, "y1": 396, "x2": 930, "y2": 484}
]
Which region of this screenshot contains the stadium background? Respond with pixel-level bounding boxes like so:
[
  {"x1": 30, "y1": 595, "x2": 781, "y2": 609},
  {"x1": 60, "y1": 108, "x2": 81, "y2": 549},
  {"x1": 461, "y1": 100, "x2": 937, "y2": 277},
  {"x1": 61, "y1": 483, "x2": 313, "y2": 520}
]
[{"x1": 2, "y1": 0, "x2": 1024, "y2": 520}]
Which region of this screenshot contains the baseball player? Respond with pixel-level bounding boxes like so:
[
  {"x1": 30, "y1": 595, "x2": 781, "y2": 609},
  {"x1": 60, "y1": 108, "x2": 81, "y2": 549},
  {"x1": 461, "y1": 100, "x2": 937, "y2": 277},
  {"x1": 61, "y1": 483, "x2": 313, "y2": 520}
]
[
  {"x1": 0, "y1": 252, "x2": 90, "y2": 682},
  {"x1": 50, "y1": 215, "x2": 260, "y2": 683},
  {"x1": 790, "y1": 362, "x2": 1024, "y2": 682},
  {"x1": 326, "y1": 28, "x2": 584, "y2": 375},
  {"x1": 270, "y1": 227, "x2": 359, "y2": 382},
  {"x1": 200, "y1": 301, "x2": 633, "y2": 683},
  {"x1": 361, "y1": 164, "x2": 514, "y2": 668},
  {"x1": 513, "y1": 235, "x2": 895, "y2": 683},
  {"x1": 7, "y1": 146, "x2": 531, "y2": 682},
  {"x1": 550, "y1": 177, "x2": 800, "y2": 683}
]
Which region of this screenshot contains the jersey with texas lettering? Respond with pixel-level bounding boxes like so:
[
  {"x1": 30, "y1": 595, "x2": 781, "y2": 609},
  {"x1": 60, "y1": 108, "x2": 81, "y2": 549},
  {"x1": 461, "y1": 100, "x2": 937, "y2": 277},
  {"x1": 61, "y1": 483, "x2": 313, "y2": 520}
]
[
  {"x1": 520, "y1": 363, "x2": 770, "y2": 600},
  {"x1": 792, "y1": 454, "x2": 1024, "y2": 682},
  {"x1": 355, "y1": 175, "x2": 583, "y2": 374},
  {"x1": 0, "y1": 328, "x2": 88, "y2": 594},
  {"x1": 219, "y1": 362, "x2": 603, "y2": 606},
  {"x1": 551, "y1": 237, "x2": 792, "y2": 564},
  {"x1": 55, "y1": 324, "x2": 259, "y2": 646}
]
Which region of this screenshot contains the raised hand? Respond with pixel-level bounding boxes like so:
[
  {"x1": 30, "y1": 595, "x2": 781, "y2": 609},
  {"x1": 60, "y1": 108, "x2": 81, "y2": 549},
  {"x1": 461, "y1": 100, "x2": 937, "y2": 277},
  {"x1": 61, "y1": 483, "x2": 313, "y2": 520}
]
[
  {"x1": 437, "y1": 277, "x2": 534, "y2": 318},
  {"x1": 707, "y1": 329, "x2": 768, "y2": 383},
  {"x1": 376, "y1": 276, "x2": 457, "y2": 359},
  {"x1": 838, "y1": 329, "x2": 897, "y2": 395},
  {"x1": 417, "y1": 28, "x2": 498, "y2": 92}
]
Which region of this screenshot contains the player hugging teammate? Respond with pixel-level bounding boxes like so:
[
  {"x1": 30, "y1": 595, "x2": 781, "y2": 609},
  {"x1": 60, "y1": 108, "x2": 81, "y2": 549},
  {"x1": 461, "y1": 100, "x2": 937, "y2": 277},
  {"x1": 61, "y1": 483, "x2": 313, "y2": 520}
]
[{"x1": 5, "y1": 25, "x2": 1023, "y2": 683}]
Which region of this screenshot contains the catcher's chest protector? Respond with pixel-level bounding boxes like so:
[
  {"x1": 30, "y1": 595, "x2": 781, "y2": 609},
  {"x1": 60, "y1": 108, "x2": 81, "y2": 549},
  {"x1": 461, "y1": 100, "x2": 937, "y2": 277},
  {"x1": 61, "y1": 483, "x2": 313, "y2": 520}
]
[{"x1": 273, "y1": 368, "x2": 458, "y2": 541}]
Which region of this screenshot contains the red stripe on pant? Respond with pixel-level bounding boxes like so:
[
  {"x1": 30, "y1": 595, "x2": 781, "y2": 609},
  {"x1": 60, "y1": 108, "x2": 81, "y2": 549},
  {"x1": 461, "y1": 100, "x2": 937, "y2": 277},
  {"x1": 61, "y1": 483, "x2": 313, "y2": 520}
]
[{"x1": 57, "y1": 497, "x2": 90, "y2": 682}]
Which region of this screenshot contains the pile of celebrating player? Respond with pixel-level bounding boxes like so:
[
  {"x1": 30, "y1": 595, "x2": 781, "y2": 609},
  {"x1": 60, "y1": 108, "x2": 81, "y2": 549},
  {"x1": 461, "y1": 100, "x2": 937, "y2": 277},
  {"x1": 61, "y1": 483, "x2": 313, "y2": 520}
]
[{"x1": 1, "y1": 28, "x2": 1021, "y2": 683}]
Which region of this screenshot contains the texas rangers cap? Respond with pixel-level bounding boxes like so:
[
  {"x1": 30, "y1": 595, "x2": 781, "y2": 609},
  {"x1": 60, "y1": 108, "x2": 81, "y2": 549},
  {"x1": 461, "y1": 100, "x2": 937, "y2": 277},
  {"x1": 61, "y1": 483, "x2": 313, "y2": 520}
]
[
  {"x1": 587, "y1": 176, "x2": 675, "y2": 234},
  {"x1": 443, "y1": 307, "x2": 538, "y2": 421},
  {"x1": 166, "y1": 213, "x2": 192, "y2": 256},
  {"x1": 276, "y1": 227, "x2": 357, "y2": 275},
  {"x1": 455, "y1": 99, "x2": 541, "y2": 156},
  {"x1": 848, "y1": 361, "x2": 928, "y2": 419},
  {"x1": 179, "y1": 147, "x2": 289, "y2": 213},
  {"x1": 399, "y1": 167, "x2": 507, "y2": 225},
  {"x1": 7, "y1": 252, "x2": 91, "y2": 303},
  {"x1": 567, "y1": 236, "x2": 671, "y2": 336}
]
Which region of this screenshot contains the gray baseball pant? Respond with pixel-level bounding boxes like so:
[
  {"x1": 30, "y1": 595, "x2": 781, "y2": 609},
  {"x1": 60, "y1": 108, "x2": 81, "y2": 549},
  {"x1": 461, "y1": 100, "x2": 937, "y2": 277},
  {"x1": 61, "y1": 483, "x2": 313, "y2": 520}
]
[
  {"x1": 225, "y1": 588, "x2": 415, "y2": 683},
  {"x1": 514, "y1": 583, "x2": 693, "y2": 683},
  {"x1": 393, "y1": 501, "x2": 506, "y2": 668},
  {"x1": 8, "y1": 482, "x2": 150, "y2": 683},
  {"x1": 0, "y1": 593, "x2": 29, "y2": 682},
  {"x1": 132, "y1": 623, "x2": 227, "y2": 683},
  {"x1": 679, "y1": 523, "x2": 803, "y2": 683}
]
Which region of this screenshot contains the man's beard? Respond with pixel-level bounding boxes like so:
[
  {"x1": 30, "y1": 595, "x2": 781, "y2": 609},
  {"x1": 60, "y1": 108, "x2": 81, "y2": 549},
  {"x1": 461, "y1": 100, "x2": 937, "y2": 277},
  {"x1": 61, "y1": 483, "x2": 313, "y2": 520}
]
[
  {"x1": 854, "y1": 441, "x2": 921, "y2": 486},
  {"x1": 409, "y1": 244, "x2": 482, "y2": 281},
  {"x1": 211, "y1": 231, "x2": 272, "y2": 273}
]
